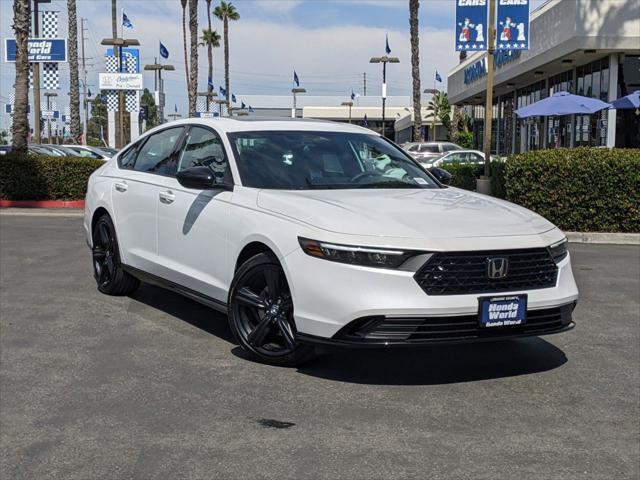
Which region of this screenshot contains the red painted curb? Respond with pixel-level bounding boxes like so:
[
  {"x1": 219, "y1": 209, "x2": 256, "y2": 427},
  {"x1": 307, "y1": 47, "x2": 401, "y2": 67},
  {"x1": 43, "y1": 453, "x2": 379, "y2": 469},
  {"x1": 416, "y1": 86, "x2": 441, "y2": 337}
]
[{"x1": 0, "y1": 200, "x2": 85, "y2": 209}]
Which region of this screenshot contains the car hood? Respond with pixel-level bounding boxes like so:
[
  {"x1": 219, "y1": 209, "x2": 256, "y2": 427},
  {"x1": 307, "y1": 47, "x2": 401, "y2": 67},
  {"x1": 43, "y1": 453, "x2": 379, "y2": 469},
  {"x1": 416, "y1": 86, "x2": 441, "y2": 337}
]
[{"x1": 256, "y1": 187, "x2": 555, "y2": 240}]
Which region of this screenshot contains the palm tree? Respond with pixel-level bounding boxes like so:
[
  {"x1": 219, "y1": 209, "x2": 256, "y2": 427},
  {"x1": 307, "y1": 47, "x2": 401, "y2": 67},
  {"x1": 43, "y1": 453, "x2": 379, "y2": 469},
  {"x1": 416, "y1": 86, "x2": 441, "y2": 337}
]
[
  {"x1": 409, "y1": 0, "x2": 421, "y2": 142},
  {"x1": 68, "y1": 0, "x2": 81, "y2": 142},
  {"x1": 11, "y1": 0, "x2": 31, "y2": 153},
  {"x1": 188, "y1": 0, "x2": 199, "y2": 117},
  {"x1": 202, "y1": 0, "x2": 221, "y2": 101},
  {"x1": 214, "y1": 1, "x2": 240, "y2": 114},
  {"x1": 180, "y1": 0, "x2": 190, "y2": 104},
  {"x1": 427, "y1": 91, "x2": 451, "y2": 141}
]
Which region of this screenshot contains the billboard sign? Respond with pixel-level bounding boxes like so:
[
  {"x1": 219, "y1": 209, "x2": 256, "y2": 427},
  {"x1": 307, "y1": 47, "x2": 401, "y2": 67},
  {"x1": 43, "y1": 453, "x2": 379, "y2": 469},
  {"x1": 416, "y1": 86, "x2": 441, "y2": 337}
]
[
  {"x1": 497, "y1": 0, "x2": 530, "y2": 50},
  {"x1": 99, "y1": 73, "x2": 143, "y2": 90},
  {"x1": 455, "y1": 0, "x2": 487, "y2": 51},
  {"x1": 106, "y1": 48, "x2": 140, "y2": 73},
  {"x1": 5, "y1": 38, "x2": 68, "y2": 62}
]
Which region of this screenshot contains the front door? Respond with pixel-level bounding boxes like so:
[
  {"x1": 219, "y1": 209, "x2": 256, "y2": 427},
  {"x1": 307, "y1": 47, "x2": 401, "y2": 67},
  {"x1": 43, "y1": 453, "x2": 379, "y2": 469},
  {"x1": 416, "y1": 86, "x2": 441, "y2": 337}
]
[
  {"x1": 155, "y1": 125, "x2": 234, "y2": 303},
  {"x1": 110, "y1": 126, "x2": 185, "y2": 274}
]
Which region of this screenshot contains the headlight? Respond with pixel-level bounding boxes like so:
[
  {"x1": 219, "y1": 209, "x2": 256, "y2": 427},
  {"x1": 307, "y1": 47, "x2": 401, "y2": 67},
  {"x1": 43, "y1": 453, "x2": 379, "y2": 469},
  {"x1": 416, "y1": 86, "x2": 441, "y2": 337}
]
[
  {"x1": 298, "y1": 237, "x2": 422, "y2": 269},
  {"x1": 549, "y1": 238, "x2": 568, "y2": 263}
]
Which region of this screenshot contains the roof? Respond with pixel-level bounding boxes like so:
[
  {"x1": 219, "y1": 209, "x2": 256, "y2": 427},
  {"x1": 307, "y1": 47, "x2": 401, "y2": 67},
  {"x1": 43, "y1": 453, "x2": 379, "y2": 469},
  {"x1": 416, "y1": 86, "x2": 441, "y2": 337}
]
[{"x1": 148, "y1": 117, "x2": 377, "y2": 135}]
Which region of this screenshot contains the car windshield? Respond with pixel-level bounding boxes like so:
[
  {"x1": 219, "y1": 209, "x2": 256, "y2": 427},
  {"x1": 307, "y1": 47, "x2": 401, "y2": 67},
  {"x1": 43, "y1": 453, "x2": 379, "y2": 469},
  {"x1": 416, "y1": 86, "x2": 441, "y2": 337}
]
[{"x1": 227, "y1": 130, "x2": 440, "y2": 190}]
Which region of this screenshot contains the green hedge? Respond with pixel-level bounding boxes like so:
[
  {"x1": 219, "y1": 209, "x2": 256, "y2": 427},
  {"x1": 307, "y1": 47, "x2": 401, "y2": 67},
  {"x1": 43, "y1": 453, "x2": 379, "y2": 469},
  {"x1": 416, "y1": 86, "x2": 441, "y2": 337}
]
[
  {"x1": 504, "y1": 148, "x2": 639, "y2": 233},
  {"x1": 443, "y1": 148, "x2": 639, "y2": 232},
  {"x1": 0, "y1": 153, "x2": 104, "y2": 201}
]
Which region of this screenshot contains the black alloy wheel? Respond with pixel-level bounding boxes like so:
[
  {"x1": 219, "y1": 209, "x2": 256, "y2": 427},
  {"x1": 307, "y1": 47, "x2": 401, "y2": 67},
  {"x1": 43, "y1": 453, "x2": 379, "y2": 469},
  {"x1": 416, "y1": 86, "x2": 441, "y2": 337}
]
[
  {"x1": 91, "y1": 215, "x2": 139, "y2": 295},
  {"x1": 229, "y1": 252, "x2": 314, "y2": 366}
]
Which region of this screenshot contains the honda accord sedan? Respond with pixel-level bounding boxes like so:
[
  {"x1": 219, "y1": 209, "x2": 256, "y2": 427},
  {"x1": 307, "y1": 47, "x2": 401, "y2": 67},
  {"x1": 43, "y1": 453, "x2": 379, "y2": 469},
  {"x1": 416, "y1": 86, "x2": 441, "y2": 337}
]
[{"x1": 84, "y1": 118, "x2": 578, "y2": 366}]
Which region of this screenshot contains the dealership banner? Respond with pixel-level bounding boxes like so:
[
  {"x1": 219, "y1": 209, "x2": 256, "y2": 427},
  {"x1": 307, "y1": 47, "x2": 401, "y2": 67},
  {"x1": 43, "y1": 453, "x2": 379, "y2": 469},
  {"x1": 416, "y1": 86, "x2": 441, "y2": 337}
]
[
  {"x1": 106, "y1": 48, "x2": 140, "y2": 73},
  {"x1": 497, "y1": 0, "x2": 530, "y2": 50},
  {"x1": 99, "y1": 73, "x2": 143, "y2": 90},
  {"x1": 455, "y1": 0, "x2": 488, "y2": 51},
  {"x1": 5, "y1": 38, "x2": 68, "y2": 62}
]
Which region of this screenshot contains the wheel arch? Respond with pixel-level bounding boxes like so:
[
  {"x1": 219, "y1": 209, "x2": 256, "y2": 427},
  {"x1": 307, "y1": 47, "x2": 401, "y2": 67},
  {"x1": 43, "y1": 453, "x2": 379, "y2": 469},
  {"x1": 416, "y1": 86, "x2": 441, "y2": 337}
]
[{"x1": 234, "y1": 241, "x2": 277, "y2": 273}]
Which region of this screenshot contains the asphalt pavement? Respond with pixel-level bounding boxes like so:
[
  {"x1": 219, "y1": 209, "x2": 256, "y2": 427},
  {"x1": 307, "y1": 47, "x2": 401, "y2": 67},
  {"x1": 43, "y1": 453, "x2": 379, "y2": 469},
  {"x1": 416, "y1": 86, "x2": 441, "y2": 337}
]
[{"x1": 1, "y1": 215, "x2": 638, "y2": 480}]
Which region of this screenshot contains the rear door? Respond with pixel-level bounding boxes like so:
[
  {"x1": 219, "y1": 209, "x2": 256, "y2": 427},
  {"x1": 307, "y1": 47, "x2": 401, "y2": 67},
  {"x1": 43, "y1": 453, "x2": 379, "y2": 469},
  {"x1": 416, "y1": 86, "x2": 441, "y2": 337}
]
[
  {"x1": 110, "y1": 126, "x2": 185, "y2": 273},
  {"x1": 155, "y1": 125, "x2": 234, "y2": 302}
]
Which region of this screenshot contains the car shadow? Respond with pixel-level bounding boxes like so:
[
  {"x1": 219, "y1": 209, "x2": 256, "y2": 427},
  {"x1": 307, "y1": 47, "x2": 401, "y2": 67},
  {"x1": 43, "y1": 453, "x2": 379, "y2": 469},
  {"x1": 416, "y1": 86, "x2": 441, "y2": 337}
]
[
  {"x1": 129, "y1": 284, "x2": 236, "y2": 344},
  {"x1": 129, "y1": 284, "x2": 568, "y2": 386},
  {"x1": 297, "y1": 338, "x2": 567, "y2": 385}
]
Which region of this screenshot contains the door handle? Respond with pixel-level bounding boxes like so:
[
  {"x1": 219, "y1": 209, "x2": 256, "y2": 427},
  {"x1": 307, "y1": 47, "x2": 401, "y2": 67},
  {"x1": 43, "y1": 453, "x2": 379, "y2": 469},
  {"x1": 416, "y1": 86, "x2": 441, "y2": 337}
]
[
  {"x1": 159, "y1": 190, "x2": 175, "y2": 204},
  {"x1": 114, "y1": 181, "x2": 128, "y2": 192}
]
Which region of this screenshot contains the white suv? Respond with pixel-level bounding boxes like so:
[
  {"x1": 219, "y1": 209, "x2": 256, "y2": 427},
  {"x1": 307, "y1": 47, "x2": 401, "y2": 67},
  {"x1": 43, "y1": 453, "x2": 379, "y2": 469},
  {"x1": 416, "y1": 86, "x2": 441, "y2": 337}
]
[{"x1": 85, "y1": 118, "x2": 578, "y2": 366}]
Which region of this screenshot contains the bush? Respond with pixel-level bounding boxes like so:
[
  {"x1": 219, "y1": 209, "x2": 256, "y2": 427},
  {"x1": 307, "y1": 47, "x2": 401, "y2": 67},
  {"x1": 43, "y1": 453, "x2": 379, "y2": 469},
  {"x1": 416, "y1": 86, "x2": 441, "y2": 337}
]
[
  {"x1": 443, "y1": 163, "x2": 481, "y2": 191},
  {"x1": 504, "y1": 147, "x2": 640, "y2": 233},
  {"x1": 456, "y1": 131, "x2": 474, "y2": 149},
  {"x1": 0, "y1": 153, "x2": 103, "y2": 201}
]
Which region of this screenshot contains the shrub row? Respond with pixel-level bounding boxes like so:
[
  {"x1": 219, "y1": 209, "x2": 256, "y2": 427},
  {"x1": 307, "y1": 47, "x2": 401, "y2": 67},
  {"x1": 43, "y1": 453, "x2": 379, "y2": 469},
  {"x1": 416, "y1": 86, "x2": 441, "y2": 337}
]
[
  {"x1": 443, "y1": 147, "x2": 639, "y2": 233},
  {"x1": 0, "y1": 153, "x2": 103, "y2": 201}
]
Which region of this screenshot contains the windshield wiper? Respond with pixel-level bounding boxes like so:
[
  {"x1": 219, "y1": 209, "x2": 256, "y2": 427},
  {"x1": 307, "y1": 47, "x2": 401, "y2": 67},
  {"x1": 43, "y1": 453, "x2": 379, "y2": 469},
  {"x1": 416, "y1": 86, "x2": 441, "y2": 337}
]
[{"x1": 356, "y1": 181, "x2": 422, "y2": 189}]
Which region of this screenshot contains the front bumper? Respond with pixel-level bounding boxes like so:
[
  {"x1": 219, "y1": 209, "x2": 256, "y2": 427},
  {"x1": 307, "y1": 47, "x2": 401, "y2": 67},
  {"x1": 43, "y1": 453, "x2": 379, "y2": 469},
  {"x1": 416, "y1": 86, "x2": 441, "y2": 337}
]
[
  {"x1": 296, "y1": 303, "x2": 576, "y2": 347},
  {"x1": 283, "y1": 248, "x2": 579, "y2": 340}
]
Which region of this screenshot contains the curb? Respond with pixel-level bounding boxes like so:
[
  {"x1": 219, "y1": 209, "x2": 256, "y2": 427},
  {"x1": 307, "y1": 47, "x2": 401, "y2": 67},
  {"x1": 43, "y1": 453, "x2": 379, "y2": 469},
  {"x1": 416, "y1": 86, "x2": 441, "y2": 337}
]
[
  {"x1": 0, "y1": 200, "x2": 85, "y2": 209},
  {"x1": 565, "y1": 232, "x2": 640, "y2": 245}
]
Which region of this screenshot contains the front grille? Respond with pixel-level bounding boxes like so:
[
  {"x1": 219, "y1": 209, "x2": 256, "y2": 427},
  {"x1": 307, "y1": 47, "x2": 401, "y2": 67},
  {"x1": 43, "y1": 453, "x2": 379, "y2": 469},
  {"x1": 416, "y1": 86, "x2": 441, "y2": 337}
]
[
  {"x1": 335, "y1": 304, "x2": 574, "y2": 343},
  {"x1": 414, "y1": 248, "x2": 558, "y2": 296}
]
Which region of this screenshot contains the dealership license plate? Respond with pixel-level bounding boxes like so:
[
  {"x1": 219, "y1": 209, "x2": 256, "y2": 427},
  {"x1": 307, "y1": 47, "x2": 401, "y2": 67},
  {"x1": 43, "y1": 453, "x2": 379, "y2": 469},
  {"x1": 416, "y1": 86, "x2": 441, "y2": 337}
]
[{"x1": 478, "y1": 295, "x2": 527, "y2": 328}]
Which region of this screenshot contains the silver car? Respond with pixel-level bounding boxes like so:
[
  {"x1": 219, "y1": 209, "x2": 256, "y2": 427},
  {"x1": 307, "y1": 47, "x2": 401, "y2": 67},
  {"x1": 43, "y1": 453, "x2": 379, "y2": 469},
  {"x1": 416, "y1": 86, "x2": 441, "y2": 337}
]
[{"x1": 404, "y1": 142, "x2": 462, "y2": 162}]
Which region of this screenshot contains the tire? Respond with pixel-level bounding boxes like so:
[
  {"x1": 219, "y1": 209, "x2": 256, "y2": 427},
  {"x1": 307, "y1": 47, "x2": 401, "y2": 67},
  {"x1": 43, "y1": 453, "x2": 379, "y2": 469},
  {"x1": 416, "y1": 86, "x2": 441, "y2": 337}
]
[
  {"x1": 228, "y1": 252, "x2": 315, "y2": 366},
  {"x1": 92, "y1": 214, "x2": 140, "y2": 296}
]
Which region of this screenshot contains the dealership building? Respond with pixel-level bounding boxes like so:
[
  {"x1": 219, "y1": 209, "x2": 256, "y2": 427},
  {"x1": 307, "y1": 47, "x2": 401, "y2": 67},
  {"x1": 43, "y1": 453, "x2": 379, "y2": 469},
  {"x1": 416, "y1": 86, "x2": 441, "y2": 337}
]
[{"x1": 447, "y1": 0, "x2": 640, "y2": 154}]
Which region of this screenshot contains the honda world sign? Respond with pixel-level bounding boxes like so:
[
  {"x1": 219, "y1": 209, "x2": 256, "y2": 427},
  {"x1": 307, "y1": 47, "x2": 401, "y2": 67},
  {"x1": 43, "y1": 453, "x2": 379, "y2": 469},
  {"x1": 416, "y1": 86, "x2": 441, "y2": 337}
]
[
  {"x1": 5, "y1": 38, "x2": 68, "y2": 62},
  {"x1": 99, "y1": 73, "x2": 143, "y2": 90}
]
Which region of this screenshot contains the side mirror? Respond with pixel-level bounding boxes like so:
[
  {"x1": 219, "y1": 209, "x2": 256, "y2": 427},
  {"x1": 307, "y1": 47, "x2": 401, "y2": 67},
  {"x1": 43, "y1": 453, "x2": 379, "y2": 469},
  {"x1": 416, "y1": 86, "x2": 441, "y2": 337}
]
[
  {"x1": 176, "y1": 166, "x2": 233, "y2": 191},
  {"x1": 429, "y1": 167, "x2": 452, "y2": 186}
]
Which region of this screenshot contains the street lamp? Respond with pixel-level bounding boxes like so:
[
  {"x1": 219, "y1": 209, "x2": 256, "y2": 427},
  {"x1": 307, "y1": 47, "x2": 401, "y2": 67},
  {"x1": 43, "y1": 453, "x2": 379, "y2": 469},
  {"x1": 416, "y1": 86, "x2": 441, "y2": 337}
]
[
  {"x1": 101, "y1": 37, "x2": 140, "y2": 148},
  {"x1": 424, "y1": 88, "x2": 439, "y2": 141},
  {"x1": 341, "y1": 101, "x2": 353, "y2": 123},
  {"x1": 144, "y1": 62, "x2": 175, "y2": 124},
  {"x1": 291, "y1": 88, "x2": 306, "y2": 118},
  {"x1": 44, "y1": 92, "x2": 58, "y2": 144},
  {"x1": 370, "y1": 55, "x2": 399, "y2": 137}
]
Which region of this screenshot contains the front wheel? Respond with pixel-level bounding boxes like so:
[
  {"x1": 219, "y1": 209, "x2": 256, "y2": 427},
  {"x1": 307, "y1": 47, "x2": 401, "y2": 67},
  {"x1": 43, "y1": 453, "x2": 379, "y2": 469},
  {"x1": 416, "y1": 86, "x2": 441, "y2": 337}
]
[{"x1": 228, "y1": 252, "x2": 315, "y2": 366}]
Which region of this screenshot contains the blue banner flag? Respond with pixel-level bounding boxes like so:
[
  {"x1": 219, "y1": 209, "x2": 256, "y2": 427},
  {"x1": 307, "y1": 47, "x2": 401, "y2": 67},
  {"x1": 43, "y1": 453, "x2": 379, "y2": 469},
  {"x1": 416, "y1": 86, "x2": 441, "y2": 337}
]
[
  {"x1": 241, "y1": 101, "x2": 246, "y2": 109},
  {"x1": 385, "y1": 34, "x2": 391, "y2": 55},
  {"x1": 435, "y1": 71, "x2": 442, "y2": 83},
  {"x1": 455, "y1": 0, "x2": 487, "y2": 51},
  {"x1": 249, "y1": 105, "x2": 254, "y2": 112},
  {"x1": 208, "y1": 75, "x2": 214, "y2": 89},
  {"x1": 232, "y1": 93, "x2": 237, "y2": 103},
  {"x1": 159, "y1": 42, "x2": 169, "y2": 59},
  {"x1": 351, "y1": 90, "x2": 356, "y2": 101},
  {"x1": 175, "y1": 104, "x2": 178, "y2": 113},
  {"x1": 363, "y1": 113, "x2": 368, "y2": 127},
  {"x1": 122, "y1": 12, "x2": 133, "y2": 29},
  {"x1": 88, "y1": 88, "x2": 92, "y2": 97},
  {"x1": 497, "y1": 0, "x2": 530, "y2": 50},
  {"x1": 219, "y1": 86, "x2": 227, "y2": 97},
  {"x1": 293, "y1": 70, "x2": 300, "y2": 87}
]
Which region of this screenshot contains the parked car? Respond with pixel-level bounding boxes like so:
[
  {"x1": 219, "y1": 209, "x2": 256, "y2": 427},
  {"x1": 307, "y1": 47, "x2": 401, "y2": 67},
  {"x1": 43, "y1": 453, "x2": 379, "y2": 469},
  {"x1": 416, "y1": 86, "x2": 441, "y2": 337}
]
[
  {"x1": 62, "y1": 144, "x2": 112, "y2": 160},
  {"x1": 404, "y1": 141, "x2": 462, "y2": 162},
  {"x1": 85, "y1": 118, "x2": 578, "y2": 366},
  {"x1": 420, "y1": 149, "x2": 497, "y2": 168},
  {"x1": 95, "y1": 147, "x2": 119, "y2": 157},
  {"x1": 29, "y1": 144, "x2": 82, "y2": 157},
  {"x1": 0, "y1": 145, "x2": 11, "y2": 155}
]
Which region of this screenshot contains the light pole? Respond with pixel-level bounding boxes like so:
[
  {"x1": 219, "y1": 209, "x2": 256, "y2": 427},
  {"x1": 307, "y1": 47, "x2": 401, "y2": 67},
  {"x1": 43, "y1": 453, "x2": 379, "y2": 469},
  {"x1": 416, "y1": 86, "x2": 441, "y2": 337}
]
[
  {"x1": 44, "y1": 92, "x2": 57, "y2": 144},
  {"x1": 291, "y1": 87, "x2": 306, "y2": 118},
  {"x1": 101, "y1": 37, "x2": 140, "y2": 148},
  {"x1": 144, "y1": 62, "x2": 175, "y2": 124},
  {"x1": 369, "y1": 55, "x2": 399, "y2": 137},
  {"x1": 341, "y1": 101, "x2": 353, "y2": 123},
  {"x1": 478, "y1": 0, "x2": 497, "y2": 195}
]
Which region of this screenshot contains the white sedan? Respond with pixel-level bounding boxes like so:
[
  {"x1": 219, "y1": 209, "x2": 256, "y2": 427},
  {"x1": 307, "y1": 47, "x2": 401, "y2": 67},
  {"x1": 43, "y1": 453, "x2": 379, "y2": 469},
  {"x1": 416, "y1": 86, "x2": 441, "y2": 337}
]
[{"x1": 84, "y1": 118, "x2": 578, "y2": 366}]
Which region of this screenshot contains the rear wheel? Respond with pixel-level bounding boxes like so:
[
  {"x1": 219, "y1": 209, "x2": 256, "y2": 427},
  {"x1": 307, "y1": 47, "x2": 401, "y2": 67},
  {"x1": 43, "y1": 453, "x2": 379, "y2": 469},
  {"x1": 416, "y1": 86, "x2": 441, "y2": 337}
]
[
  {"x1": 92, "y1": 214, "x2": 139, "y2": 295},
  {"x1": 229, "y1": 252, "x2": 315, "y2": 366}
]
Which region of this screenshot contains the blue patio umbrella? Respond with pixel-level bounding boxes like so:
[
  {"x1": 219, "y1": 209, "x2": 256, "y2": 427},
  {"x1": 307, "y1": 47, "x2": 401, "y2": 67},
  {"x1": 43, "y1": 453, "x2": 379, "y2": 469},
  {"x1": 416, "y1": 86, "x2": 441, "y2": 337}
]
[
  {"x1": 610, "y1": 90, "x2": 640, "y2": 110},
  {"x1": 515, "y1": 91, "x2": 610, "y2": 118}
]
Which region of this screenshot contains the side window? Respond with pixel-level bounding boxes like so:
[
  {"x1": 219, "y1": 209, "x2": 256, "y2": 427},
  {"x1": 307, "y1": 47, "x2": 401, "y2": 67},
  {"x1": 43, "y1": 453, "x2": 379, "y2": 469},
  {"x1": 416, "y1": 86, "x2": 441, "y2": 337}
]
[
  {"x1": 133, "y1": 127, "x2": 184, "y2": 174},
  {"x1": 118, "y1": 144, "x2": 138, "y2": 169},
  {"x1": 177, "y1": 126, "x2": 232, "y2": 184},
  {"x1": 442, "y1": 143, "x2": 457, "y2": 152}
]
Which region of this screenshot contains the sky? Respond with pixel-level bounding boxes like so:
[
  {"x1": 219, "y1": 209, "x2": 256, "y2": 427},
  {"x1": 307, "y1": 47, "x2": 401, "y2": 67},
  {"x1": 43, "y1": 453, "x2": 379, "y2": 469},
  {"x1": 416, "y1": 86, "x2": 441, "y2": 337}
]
[{"x1": 0, "y1": 0, "x2": 545, "y2": 131}]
